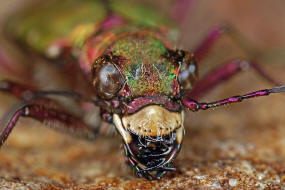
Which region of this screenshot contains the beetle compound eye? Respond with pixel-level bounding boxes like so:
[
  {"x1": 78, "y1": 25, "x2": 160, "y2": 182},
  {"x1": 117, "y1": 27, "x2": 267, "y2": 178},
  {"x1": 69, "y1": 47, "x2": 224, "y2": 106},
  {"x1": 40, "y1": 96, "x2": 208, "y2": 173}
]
[
  {"x1": 178, "y1": 51, "x2": 198, "y2": 90},
  {"x1": 92, "y1": 57, "x2": 124, "y2": 99}
]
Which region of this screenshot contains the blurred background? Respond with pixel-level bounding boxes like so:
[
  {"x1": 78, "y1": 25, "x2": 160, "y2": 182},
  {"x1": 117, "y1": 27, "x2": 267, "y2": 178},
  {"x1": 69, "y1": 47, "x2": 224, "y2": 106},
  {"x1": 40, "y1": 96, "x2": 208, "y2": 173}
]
[{"x1": 0, "y1": 0, "x2": 285, "y2": 189}]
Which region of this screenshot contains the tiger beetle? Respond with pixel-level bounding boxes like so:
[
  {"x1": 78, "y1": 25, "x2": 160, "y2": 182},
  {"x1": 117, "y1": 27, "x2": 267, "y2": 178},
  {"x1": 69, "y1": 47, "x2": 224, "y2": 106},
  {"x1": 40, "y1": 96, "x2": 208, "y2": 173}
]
[{"x1": 0, "y1": 0, "x2": 284, "y2": 180}]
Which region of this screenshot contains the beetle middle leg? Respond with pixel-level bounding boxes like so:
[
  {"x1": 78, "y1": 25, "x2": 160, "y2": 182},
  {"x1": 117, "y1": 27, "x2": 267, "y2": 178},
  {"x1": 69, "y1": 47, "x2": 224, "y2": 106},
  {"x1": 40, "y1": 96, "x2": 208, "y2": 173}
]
[
  {"x1": 194, "y1": 25, "x2": 280, "y2": 83},
  {"x1": 186, "y1": 59, "x2": 282, "y2": 100},
  {"x1": 189, "y1": 24, "x2": 281, "y2": 98}
]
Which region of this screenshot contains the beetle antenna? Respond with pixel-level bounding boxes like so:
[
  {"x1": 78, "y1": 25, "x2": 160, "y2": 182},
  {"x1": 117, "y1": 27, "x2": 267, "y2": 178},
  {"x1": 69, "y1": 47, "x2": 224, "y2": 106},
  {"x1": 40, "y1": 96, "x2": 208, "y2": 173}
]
[
  {"x1": 35, "y1": 90, "x2": 96, "y2": 103},
  {"x1": 269, "y1": 85, "x2": 285, "y2": 93},
  {"x1": 182, "y1": 86, "x2": 285, "y2": 112}
]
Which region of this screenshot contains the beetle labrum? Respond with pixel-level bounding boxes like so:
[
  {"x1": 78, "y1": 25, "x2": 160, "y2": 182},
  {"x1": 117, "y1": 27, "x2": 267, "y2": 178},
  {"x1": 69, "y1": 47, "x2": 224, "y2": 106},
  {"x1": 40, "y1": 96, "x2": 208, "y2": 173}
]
[{"x1": 0, "y1": 0, "x2": 284, "y2": 180}]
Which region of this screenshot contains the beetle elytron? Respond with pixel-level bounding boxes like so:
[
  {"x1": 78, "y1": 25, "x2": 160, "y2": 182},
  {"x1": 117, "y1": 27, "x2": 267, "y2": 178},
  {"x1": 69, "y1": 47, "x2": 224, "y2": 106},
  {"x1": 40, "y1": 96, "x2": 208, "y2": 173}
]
[{"x1": 0, "y1": 0, "x2": 284, "y2": 180}]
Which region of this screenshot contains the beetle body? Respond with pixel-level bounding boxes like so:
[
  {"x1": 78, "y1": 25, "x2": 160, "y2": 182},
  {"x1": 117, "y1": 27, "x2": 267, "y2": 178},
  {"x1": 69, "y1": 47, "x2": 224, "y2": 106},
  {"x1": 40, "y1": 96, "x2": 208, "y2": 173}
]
[
  {"x1": 0, "y1": 0, "x2": 284, "y2": 181},
  {"x1": 3, "y1": 0, "x2": 197, "y2": 180}
]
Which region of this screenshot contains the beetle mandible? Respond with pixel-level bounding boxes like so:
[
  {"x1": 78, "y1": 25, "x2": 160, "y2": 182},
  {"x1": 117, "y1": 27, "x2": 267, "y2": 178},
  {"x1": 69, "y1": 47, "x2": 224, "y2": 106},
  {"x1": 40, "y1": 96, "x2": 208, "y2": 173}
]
[{"x1": 0, "y1": 0, "x2": 284, "y2": 180}]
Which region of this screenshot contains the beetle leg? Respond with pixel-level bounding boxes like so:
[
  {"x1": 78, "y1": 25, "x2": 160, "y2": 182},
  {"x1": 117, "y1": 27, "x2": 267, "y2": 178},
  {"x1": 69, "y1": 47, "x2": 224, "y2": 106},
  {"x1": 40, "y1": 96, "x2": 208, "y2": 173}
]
[
  {"x1": 0, "y1": 80, "x2": 36, "y2": 100},
  {"x1": 0, "y1": 79, "x2": 94, "y2": 102},
  {"x1": 0, "y1": 79, "x2": 107, "y2": 138},
  {"x1": 194, "y1": 25, "x2": 227, "y2": 62},
  {"x1": 0, "y1": 98, "x2": 98, "y2": 146},
  {"x1": 193, "y1": 24, "x2": 280, "y2": 86},
  {"x1": 0, "y1": 48, "x2": 16, "y2": 75},
  {"x1": 0, "y1": 47, "x2": 30, "y2": 80},
  {"x1": 193, "y1": 24, "x2": 274, "y2": 62},
  {"x1": 185, "y1": 59, "x2": 282, "y2": 100},
  {"x1": 194, "y1": 24, "x2": 259, "y2": 62},
  {"x1": 182, "y1": 86, "x2": 285, "y2": 112},
  {"x1": 170, "y1": 0, "x2": 196, "y2": 25}
]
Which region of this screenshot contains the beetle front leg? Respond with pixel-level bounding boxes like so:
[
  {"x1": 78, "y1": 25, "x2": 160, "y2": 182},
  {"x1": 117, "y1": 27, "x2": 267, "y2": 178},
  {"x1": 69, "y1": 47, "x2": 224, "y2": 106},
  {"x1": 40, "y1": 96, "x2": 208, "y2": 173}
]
[
  {"x1": 0, "y1": 80, "x2": 36, "y2": 99},
  {"x1": 0, "y1": 79, "x2": 94, "y2": 102},
  {"x1": 0, "y1": 79, "x2": 105, "y2": 139},
  {"x1": 185, "y1": 59, "x2": 282, "y2": 100},
  {"x1": 0, "y1": 100, "x2": 97, "y2": 146}
]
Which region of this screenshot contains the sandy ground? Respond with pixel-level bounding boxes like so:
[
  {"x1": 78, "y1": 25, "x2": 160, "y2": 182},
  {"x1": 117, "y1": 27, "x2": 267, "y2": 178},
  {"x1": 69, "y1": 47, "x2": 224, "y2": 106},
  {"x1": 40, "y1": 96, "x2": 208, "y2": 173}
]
[{"x1": 0, "y1": 0, "x2": 285, "y2": 189}]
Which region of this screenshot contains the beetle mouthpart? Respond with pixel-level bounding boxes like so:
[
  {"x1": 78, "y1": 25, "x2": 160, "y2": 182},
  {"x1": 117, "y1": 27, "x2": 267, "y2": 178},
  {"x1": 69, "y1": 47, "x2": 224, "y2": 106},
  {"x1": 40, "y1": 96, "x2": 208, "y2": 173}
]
[
  {"x1": 124, "y1": 126, "x2": 184, "y2": 180},
  {"x1": 122, "y1": 105, "x2": 183, "y2": 137},
  {"x1": 113, "y1": 114, "x2": 132, "y2": 144},
  {"x1": 113, "y1": 110, "x2": 184, "y2": 180}
]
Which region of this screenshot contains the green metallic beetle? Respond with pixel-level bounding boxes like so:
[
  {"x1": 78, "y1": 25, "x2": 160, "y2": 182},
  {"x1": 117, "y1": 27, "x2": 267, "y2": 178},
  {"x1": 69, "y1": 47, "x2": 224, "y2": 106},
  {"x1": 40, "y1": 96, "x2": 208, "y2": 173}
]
[{"x1": 0, "y1": 0, "x2": 284, "y2": 180}]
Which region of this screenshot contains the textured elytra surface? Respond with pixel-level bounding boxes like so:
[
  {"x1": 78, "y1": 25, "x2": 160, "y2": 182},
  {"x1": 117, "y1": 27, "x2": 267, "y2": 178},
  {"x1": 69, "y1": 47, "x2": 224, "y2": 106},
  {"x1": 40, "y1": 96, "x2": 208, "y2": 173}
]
[{"x1": 1, "y1": 0, "x2": 285, "y2": 189}]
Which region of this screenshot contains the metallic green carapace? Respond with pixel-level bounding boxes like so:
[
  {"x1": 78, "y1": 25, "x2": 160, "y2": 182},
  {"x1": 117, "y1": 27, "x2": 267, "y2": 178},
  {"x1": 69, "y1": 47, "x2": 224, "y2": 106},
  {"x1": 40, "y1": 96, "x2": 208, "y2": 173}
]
[
  {"x1": 7, "y1": 0, "x2": 175, "y2": 53},
  {"x1": 7, "y1": 0, "x2": 107, "y2": 52}
]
